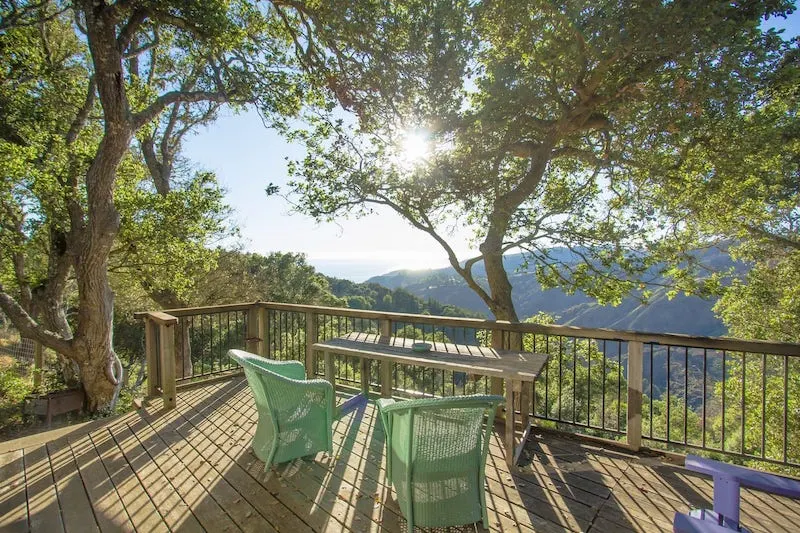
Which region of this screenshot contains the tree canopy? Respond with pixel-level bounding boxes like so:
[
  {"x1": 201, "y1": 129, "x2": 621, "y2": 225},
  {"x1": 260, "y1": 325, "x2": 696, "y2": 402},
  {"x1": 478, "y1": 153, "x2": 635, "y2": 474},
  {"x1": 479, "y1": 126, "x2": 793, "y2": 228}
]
[
  {"x1": 283, "y1": 1, "x2": 797, "y2": 328},
  {"x1": 0, "y1": 0, "x2": 416, "y2": 410},
  {"x1": 1, "y1": 0, "x2": 798, "y2": 414}
]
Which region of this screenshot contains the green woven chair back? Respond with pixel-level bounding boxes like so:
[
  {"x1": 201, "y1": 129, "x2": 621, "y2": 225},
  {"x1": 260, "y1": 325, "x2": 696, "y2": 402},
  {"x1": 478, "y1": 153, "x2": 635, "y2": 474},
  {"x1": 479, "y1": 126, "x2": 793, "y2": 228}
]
[
  {"x1": 228, "y1": 350, "x2": 334, "y2": 469},
  {"x1": 378, "y1": 395, "x2": 504, "y2": 530}
]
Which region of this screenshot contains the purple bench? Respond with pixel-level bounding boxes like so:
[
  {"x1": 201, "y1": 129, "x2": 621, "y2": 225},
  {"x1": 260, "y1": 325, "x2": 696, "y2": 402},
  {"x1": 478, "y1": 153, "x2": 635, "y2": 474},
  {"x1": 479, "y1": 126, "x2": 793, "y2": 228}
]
[
  {"x1": 673, "y1": 512, "x2": 741, "y2": 533},
  {"x1": 673, "y1": 454, "x2": 800, "y2": 532}
]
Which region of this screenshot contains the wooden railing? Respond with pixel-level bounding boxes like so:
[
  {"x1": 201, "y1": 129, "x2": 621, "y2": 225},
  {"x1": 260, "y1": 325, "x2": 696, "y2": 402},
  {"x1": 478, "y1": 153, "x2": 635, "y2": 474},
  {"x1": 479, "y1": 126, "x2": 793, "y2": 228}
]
[
  {"x1": 140, "y1": 311, "x2": 178, "y2": 409},
  {"x1": 135, "y1": 301, "x2": 800, "y2": 466}
]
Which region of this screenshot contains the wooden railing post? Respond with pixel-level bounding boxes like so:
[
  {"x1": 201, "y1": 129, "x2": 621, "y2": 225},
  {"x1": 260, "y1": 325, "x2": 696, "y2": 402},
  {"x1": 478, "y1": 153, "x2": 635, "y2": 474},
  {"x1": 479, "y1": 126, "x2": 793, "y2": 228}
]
[
  {"x1": 626, "y1": 340, "x2": 644, "y2": 451},
  {"x1": 176, "y1": 317, "x2": 192, "y2": 380},
  {"x1": 490, "y1": 328, "x2": 504, "y2": 396},
  {"x1": 159, "y1": 321, "x2": 177, "y2": 409},
  {"x1": 305, "y1": 311, "x2": 317, "y2": 379},
  {"x1": 144, "y1": 318, "x2": 159, "y2": 397},
  {"x1": 360, "y1": 358, "x2": 370, "y2": 394},
  {"x1": 258, "y1": 306, "x2": 268, "y2": 357},
  {"x1": 379, "y1": 318, "x2": 392, "y2": 397},
  {"x1": 246, "y1": 305, "x2": 261, "y2": 354}
]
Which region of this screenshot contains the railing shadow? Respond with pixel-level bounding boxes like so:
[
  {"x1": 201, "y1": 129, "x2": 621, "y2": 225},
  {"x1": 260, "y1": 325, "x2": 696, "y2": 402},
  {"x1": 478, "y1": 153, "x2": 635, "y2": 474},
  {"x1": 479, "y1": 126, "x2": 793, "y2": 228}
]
[
  {"x1": 513, "y1": 429, "x2": 799, "y2": 533},
  {"x1": 11, "y1": 376, "x2": 800, "y2": 532},
  {"x1": 5, "y1": 377, "x2": 250, "y2": 531},
  {"x1": 511, "y1": 430, "x2": 668, "y2": 532}
]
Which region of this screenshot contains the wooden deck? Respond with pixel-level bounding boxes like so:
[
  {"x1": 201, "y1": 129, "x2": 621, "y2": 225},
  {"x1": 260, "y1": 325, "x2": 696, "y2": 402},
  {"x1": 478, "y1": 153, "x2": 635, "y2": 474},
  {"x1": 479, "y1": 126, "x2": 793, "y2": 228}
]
[{"x1": 1, "y1": 376, "x2": 799, "y2": 532}]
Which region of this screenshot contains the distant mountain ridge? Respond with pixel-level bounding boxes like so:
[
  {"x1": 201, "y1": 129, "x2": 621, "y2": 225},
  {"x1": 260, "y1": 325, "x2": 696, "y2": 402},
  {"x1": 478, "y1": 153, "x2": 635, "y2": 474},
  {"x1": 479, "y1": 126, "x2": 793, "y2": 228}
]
[{"x1": 367, "y1": 250, "x2": 737, "y2": 337}]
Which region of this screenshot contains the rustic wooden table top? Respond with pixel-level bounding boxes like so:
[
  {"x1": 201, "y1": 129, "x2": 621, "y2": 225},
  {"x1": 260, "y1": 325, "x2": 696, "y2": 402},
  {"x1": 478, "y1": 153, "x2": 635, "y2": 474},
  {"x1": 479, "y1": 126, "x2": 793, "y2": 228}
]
[{"x1": 313, "y1": 331, "x2": 549, "y2": 381}]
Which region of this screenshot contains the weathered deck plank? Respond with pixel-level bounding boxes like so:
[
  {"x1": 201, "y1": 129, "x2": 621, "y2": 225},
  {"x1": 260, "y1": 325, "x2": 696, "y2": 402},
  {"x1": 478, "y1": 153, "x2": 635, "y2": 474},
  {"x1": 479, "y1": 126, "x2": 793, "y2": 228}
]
[
  {"x1": 110, "y1": 424, "x2": 205, "y2": 533},
  {"x1": 2, "y1": 376, "x2": 799, "y2": 533},
  {"x1": 68, "y1": 433, "x2": 135, "y2": 532},
  {"x1": 0, "y1": 449, "x2": 28, "y2": 533},
  {"x1": 46, "y1": 437, "x2": 100, "y2": 533},
  {"x1": 156, "y1": 386, "x2": 310, "y2": 533},
  {"x1": 23, "y1": 444, "x2": 63, "y2": 533},
  {"x1": 126, "y1": 400, "x2": 244, "y2": 533},
  {"x1": 88, "y1": 427, "x2": 168, "y2": 533}
]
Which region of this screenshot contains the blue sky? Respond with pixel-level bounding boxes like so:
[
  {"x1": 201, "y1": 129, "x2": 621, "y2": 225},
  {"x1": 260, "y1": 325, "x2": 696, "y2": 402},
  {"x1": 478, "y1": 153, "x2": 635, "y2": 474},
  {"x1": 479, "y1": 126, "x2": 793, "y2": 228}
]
[{"x1": 184, "y1": 12, "x2": 800, "y2": 282}]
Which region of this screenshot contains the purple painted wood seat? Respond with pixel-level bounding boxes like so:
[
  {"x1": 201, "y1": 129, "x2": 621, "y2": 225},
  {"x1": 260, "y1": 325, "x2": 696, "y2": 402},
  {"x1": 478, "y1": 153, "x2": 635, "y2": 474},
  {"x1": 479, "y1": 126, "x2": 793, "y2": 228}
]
[
  {"x1": 673, "y1": 454, "x2": 800, "y2": 532},
  {"x1": 673, "y1": 511, "x2": 743, "y2": 533}
]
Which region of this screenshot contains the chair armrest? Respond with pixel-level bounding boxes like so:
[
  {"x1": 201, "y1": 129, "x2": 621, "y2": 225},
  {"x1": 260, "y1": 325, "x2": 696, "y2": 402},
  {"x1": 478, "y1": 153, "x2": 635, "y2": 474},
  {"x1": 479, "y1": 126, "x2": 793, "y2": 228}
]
[
  {"x1": 376, "y1": 398, "x2": 397, "y2": 412},
  {"x1": 376, "y1": 398, "x2": 397, "y2": 436},
  {"x1": 260, "y1": 359, "x2": 307, "y2": 380},
  {"x1": 297, "y1": 378, "x2": 335, "y2": 414},
  {"x1": 685, "y1": 455, "x2": 800, "y2": 499}
]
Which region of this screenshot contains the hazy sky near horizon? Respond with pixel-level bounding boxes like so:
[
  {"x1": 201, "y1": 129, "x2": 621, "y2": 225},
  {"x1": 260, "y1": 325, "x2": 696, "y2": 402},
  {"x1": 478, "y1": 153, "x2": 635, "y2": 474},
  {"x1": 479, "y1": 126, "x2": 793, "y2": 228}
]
[{"x1": 183, "y1": 12, "x2": 800, "y2": 281}]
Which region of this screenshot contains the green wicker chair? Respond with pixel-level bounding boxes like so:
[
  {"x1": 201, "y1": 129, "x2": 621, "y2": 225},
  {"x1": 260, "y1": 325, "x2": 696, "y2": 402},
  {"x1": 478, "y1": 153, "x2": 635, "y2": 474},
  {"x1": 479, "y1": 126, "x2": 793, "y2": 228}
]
[
  {"x1": 376, "y1": 395, "x2": 504, "y2": 531},
  {"x1": 228, "y1": 349, "x2": 334, "y2": 470}
]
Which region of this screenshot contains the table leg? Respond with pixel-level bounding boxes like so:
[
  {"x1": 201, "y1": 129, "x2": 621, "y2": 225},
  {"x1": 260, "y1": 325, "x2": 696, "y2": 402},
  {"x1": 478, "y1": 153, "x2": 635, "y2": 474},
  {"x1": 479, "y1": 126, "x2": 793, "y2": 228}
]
[
  {"x1": 324, "y1": 351, "x2": 334, "y2": 388},
  {"x1": 360, "y1": 357, "x2": 370, "y2": 395},
  {"x1": 492, "y1": 377, "x2": 505, "y2": 420},
  {"x1": 519, "y1": 381, "x2": 531, "y2": 430},
  {"x1": 514, "y1": 381, "x2": 532, "y2": 465},
  {"x1": 505, "y1": 378, "x2": 515, "y2": 466}
]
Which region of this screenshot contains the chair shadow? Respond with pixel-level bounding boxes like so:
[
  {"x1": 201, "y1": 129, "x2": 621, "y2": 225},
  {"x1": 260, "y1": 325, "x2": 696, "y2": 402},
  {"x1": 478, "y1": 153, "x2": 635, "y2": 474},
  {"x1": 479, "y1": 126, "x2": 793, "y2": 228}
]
[{"x1": 15, "y1": 377, "x2": 798, "y2": 533}]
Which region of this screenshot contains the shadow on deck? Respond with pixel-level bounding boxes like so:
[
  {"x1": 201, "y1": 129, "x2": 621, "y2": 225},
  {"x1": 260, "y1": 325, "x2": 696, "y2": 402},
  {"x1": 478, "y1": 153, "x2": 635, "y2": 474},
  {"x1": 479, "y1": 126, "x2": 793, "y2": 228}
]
[{"x1": 1, "y1": 376, "x2": 798, "y2": 532}]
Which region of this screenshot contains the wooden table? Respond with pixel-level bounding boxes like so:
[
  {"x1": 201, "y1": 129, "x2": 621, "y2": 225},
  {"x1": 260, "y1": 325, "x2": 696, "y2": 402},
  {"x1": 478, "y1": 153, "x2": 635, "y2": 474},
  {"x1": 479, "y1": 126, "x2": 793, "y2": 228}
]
[{"x1": 312, "y1": 332, "x2": 549, "y2": 465}]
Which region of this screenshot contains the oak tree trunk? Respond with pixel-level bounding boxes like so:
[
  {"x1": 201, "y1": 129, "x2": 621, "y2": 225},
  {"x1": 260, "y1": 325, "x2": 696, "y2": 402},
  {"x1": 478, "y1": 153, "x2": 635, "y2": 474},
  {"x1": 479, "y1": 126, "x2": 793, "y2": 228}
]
[
  {"x1": 481, "y1": 239, "x2": 523, "y2": 351},
  {"x1": 36, "y1": 233, "x2": 80, "y2": 385},
  {"x1": 70, "y1": 1, "x2": 133, "y2": 411}
]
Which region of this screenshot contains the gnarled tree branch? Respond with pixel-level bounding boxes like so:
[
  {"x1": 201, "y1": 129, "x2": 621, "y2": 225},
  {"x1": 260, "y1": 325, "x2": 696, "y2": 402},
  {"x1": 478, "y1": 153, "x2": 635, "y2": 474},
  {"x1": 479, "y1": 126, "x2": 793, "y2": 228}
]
[{"x1": 0, "y1": 284, "x2": 74, "y2": 357}]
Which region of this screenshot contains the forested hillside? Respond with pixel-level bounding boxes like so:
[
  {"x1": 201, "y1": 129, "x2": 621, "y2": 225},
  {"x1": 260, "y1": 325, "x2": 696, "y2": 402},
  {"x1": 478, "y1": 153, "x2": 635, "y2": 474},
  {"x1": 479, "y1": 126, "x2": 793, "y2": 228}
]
[
  {"x1": 368, "y1": 249, "x2": 741, "y2": 336},
  {"x1": 326, "y1": 277, "x2": 484, "y2": 318}
]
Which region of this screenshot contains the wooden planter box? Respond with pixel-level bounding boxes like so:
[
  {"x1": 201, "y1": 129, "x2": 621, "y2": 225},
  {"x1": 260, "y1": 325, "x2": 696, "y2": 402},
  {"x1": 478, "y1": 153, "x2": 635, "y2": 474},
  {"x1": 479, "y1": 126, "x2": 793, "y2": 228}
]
[{"x1": 25, "y1": 388, "x2": 85, "y2": 425}]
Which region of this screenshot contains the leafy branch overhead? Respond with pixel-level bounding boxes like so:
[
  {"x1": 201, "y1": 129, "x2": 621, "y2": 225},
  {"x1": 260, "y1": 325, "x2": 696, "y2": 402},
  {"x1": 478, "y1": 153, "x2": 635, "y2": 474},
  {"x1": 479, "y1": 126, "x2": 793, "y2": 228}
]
[{"x1": 285, "y1": 0, "x2": 798, "y2": 324}]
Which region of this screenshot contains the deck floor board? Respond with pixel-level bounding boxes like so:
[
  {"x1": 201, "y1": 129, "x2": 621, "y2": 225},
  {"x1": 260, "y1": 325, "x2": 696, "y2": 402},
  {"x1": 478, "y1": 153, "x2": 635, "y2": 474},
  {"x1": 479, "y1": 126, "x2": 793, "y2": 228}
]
[
  {"x1": 46, "y1": 437, "x2": 100, "y2": 533},
  {"x1": 23, "y1": 444, "x2": 63, "y2": 533},
  {"x1": 0, "y1": 449, "x2": 28, "y2": 533},
  {"x1": 1, "y1": 376, "x2": 799, "y2": 532}
]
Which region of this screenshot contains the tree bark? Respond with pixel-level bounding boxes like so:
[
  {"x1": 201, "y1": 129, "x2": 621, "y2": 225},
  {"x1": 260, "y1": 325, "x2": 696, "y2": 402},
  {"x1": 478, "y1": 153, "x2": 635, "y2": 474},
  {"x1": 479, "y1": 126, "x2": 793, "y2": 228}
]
[
  {"x1": 34, "y1": 229, "x2": 80, "y2": 386},
  {"x1": 478, "y1": 140, "x2": 556, "y2": 326},
  {"x1": 481, "y1": 247, "x2": 518, "y2": 322},
  {"x1": 1, "y1": 1, "x2": 238, "y2": 410},
  {"x1": 68, "y1": 1, "x2": 133, "y2": 411}
]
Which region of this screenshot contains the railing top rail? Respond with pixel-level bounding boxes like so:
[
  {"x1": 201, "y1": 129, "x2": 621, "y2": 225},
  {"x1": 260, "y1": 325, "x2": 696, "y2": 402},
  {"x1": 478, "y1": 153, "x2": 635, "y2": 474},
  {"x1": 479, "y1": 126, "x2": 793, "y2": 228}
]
[
  {"x1": 133, "y1": 302, "x2": 255, "y2": 319},
  {"x1": 133, "y1": 300, "x2": 800, "y2": 356},
  {"x1": 140, "y1": 311, "x2": 178, "y2": 326},
  {"x1": 259, "y1": 302, "x2": 800, "y2": 355}
]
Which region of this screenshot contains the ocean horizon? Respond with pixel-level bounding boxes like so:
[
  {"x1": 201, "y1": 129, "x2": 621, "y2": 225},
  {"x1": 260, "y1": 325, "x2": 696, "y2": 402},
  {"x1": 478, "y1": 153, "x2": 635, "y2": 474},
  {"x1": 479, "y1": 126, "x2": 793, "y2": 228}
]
[{"x1": 309, "y1": 257, "x2": 447, "y2": 283}]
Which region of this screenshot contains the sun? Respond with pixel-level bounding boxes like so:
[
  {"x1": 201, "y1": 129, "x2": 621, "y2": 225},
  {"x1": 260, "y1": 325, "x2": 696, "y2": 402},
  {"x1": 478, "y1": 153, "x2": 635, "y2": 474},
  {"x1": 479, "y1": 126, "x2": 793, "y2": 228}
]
[{"x1": 398, "y1": 129, "x2": 431, "y2": 166}]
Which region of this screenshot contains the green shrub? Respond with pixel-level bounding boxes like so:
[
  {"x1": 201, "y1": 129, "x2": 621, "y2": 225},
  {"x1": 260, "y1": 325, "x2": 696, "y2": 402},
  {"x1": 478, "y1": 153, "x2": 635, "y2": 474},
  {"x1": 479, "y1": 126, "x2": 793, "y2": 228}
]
[
  {"x1": 0, "y1": 365, "x2": 34, "y2": 434},
  {"x1": 0, "y1": 367, "x2": 30, "y2": 404}
]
